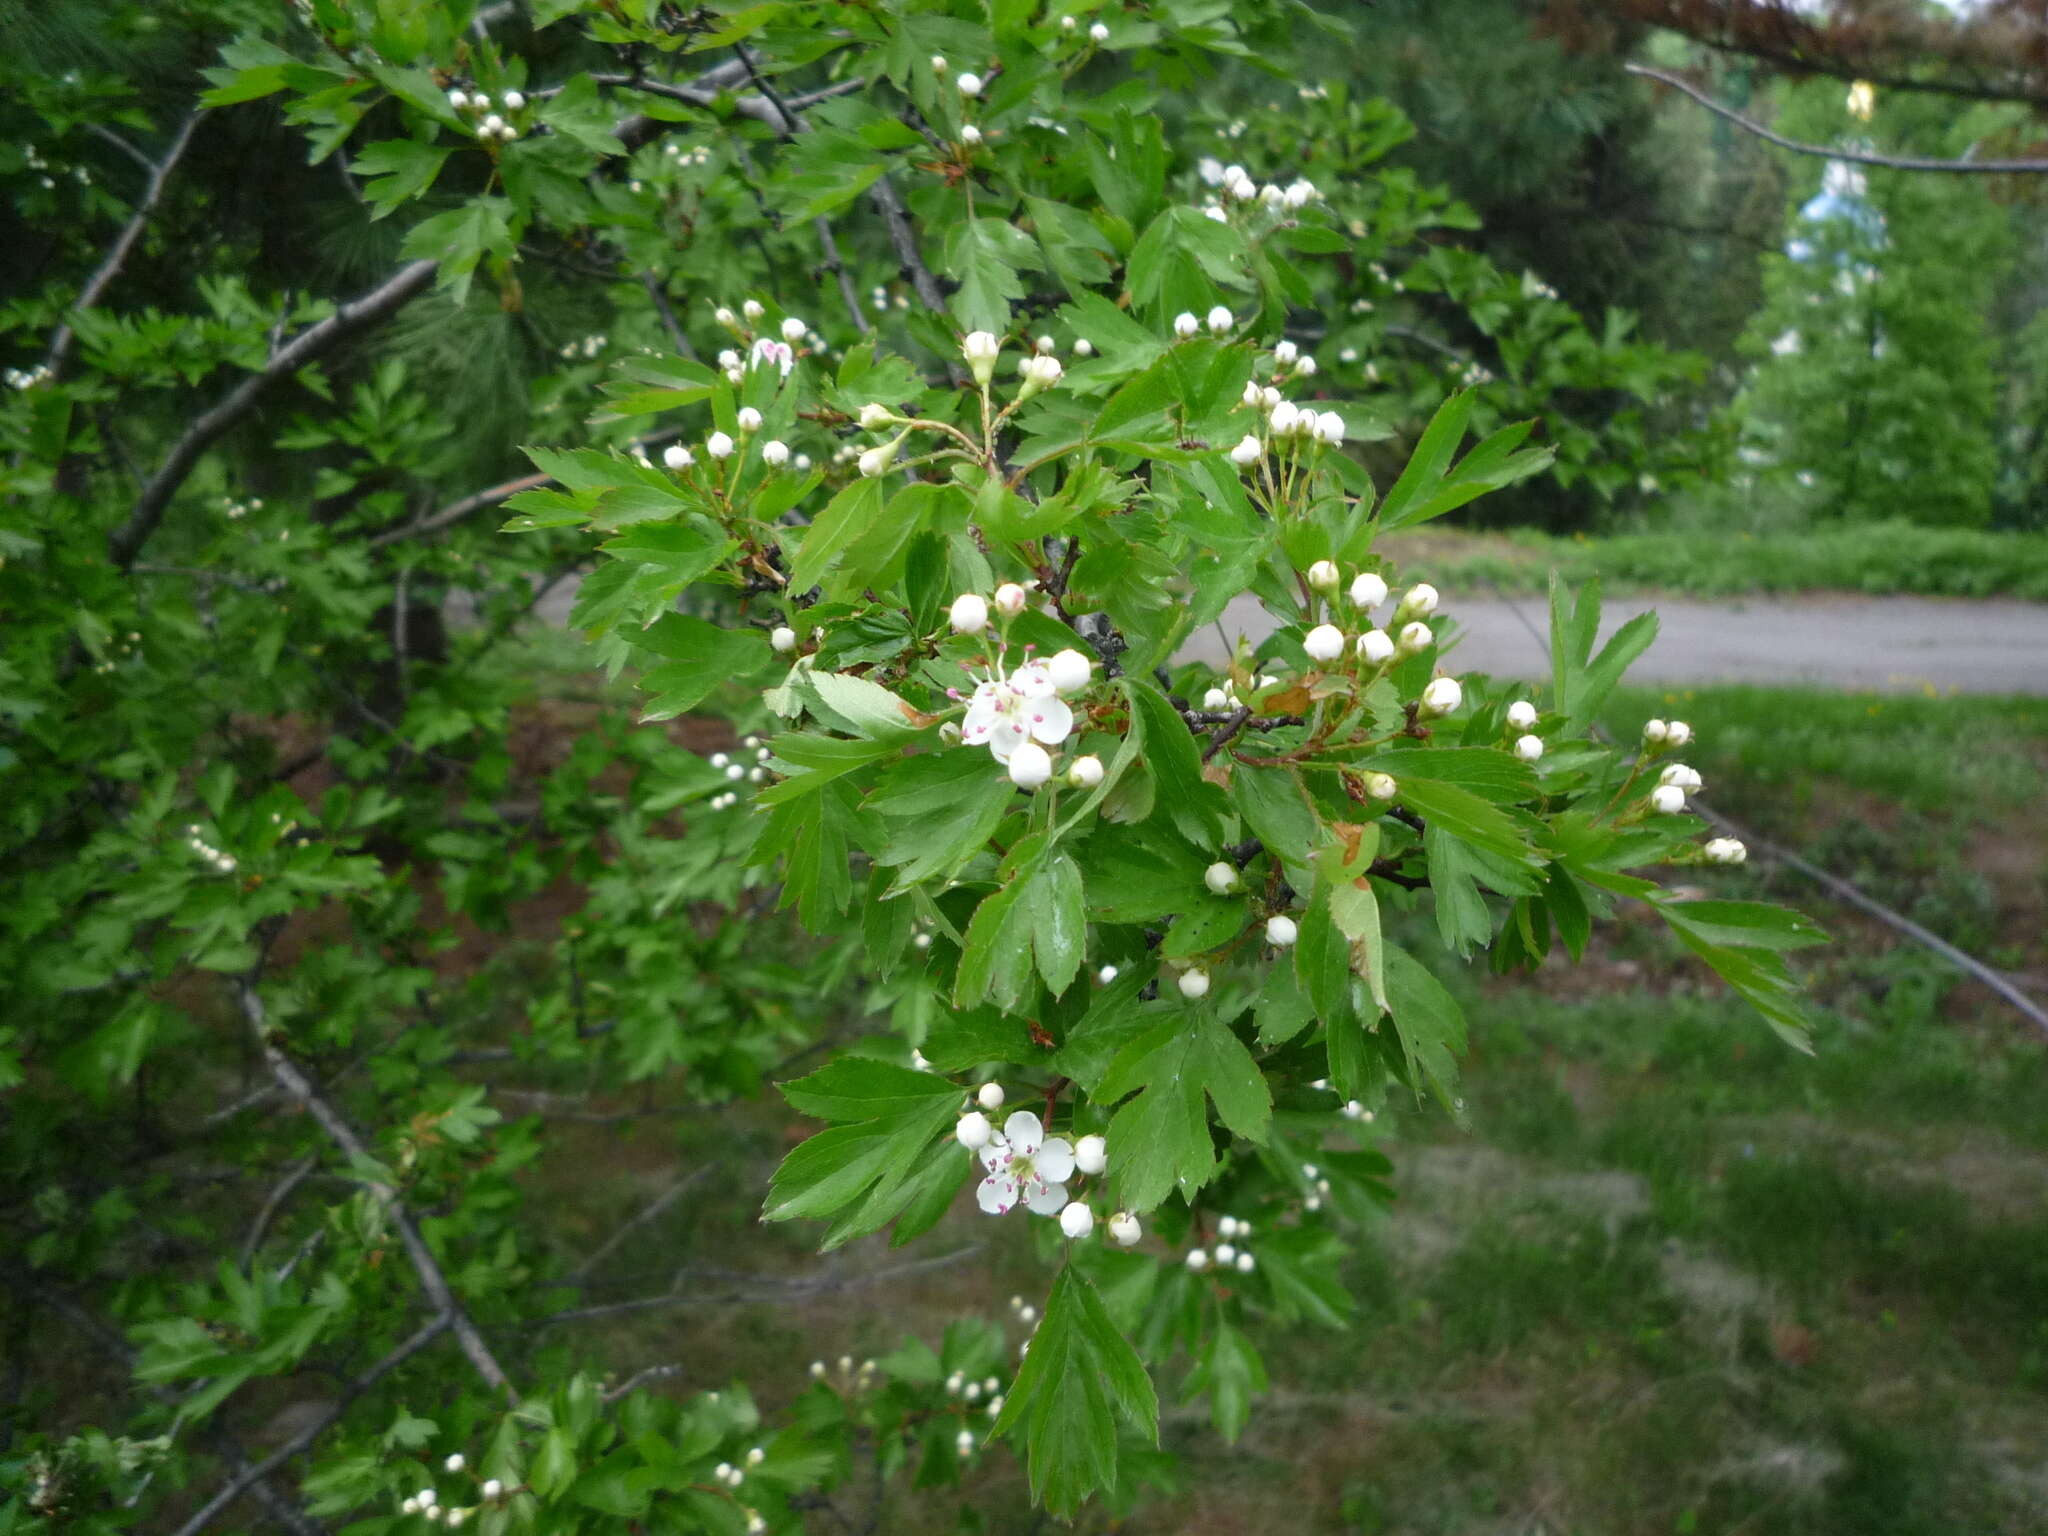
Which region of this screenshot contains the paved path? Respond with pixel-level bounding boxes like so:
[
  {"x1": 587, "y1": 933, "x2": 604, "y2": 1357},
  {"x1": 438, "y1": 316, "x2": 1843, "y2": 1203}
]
[{"x1": 1179, "y1": 592, "x2": 2048, "y2": 695}]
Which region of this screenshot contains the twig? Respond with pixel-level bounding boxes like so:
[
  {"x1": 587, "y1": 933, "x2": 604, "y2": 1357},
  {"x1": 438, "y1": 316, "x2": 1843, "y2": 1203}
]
[
  {"x1": 112, "y1": 258, "x2": 439, "y2": 571},
  {"x1": 530, "y1": 1245, "x2": 984, "y2": 1329},
  {"x1": 867, "y1": 173, "x2": 951, "y2": 317},
  {"x1": 1626, "y1": 64, "x2": 2048, "y2": 174},
  {"x1": 1202, "y1": 706, "x2": 1253, "y2": 762},
  {"x1": 641, "y1": 270, "x2": 693, "y2": 355},
  {"x1": 238, "y1": 981, "x2": 516, "y2": 1399},
  {"x1": 815, "y1": 216, "x2": 870, "y2": 334},
  {"x1": 570, "y1": 1165, "x2": 720, "y2": 1282},
  {"x1": 239, "y1": 1154, "x2": 318, "y2": 1273},
  {"x1": 46, "y1": 111, "x2": 205, "y2": 379},
  {"x1": 602, "y1": 1362, "x2": 685, "y2": 1403}
]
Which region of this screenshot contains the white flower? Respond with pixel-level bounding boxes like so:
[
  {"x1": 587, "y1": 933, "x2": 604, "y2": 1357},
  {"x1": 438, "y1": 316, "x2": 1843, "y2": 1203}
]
[
  {"x1": 1420, "y1": 677, "x2": 1463, "y2": 717},
  {"x1": 1306, "y1": 560, "x2": 1340, "y2": 592},
  {"x1": 1513, "y1": 734, "x2": 1544, "y2": 762},
  {"x1": 444, "y1": 1454, "x2": 465, "y2": 1474},
  {"x1": 1649, "y1": 784, "x2": 1686, "y2": 815},
  {"x1": 1266, "y1": 914, "x2": 1298, "y2": 947},
  {"x1": 1202, "y1": 687, "x2": 1232, "y2": 710},
  {"x1": 1073, "y1": 1134, "x2": 1107, "y2": 1175},
  {"x1": 1008, "y1": 741, "x2": 1053, "y2": 789},
  {"x1": 1186, "y1": 1248, "x2": 1211, "y2": 1271},
  {"x1": 1074, "y1": 338, "x2": 1094, "y2": 356},
  {"x1": 1214, "y1": 1242, "x2": 1236, "y2": 1264},
  {"x1": 1659, "y1": 763, "x2": 1703, "y2": 791},
  {"x1": 962, "y1": 659, "x2": 1073, "y2": 762},
  {"x1": 950, "y1": 593, "x2": 989, "y2": 634},
  {"x1": 993, "y1": 582, "x2": 1028, "y2": 618},
  {"x1": 1230, "y1": 434, "x2": 1262, "y2": 467},
  {"x1": 859, "y1": 402, "x2": 895, "y2": 430},
  {"x1": 1357, "y1": 629, "x2": 1395, "y2": 665},
  {"x1": 1268, "y1": 400, "x2": 1302, "y2": 436},
  {"x1": 1019, "y1": 353, "x2": 1063, "y2": 392},
  {"x1": 715, "y1": 306, "x2": 737, "y2": 326},
  {"x1": 480, "y1": 114, "x2": 505, "y2": 135},
  {"x1": 706, "y1": 431, "x2": 735, "y2": 459},
  {"x1": 1098, "y1": 964, "x2": 1118, "y2": 984},
  {"x1": 1314, "y1": 410, "x2": 1345, "y2": 445},
  {"x1": 1178, "y1": 968, "x2": 1211, "y2": 999},
  {"x1": 1067, "y1": 754, "x2": 1104, "y2": 789},
  {"x1": 762, "y1": 439, "x2": 790, "y2": 466},
  {"x1": 1704, "y1": 837, "x2": 1748, "y2": 865},
  {"x1": 931, "y1": 54, "x2": 949, "y2": 73},
  {"x1": 742, "y1": 299, "x2": 765, "y2": 320},
  {"x1": 1204, "y1": 861, "x2": 1240, "y2": 895},
  {"x1": 1396, "y1": 620, "x2": 1433, "y2": 655},
  {"x1": 1059, "y1": 1201, "x2": 1094, "y2": 1239},
  {"x1": 1350, "y1": 572, "x2": 1388, "y2": 609},
  {"x1": 502, "y1": 90, "x2": 525, "y2": 111},
  {"x1": 1642, "y1": 718, "x2": 1669, "y2": 744},
  {"x1": 1303, "y1": 624, "x2": 1345, "y2": 663},
  {"x1": 1236, "y1": 1251, "x2": 1256, "y2": 1273},
  {"x1": 418, "y1": 1490, "x2": 438, "y2": 1509},
  {"x1": 962, "y1": 330, "x2": 1001, "y2": 385},
  {"x1": 1274, "y1": 340, "x2": 1299, "y2": 364},
  {"x1": 1217, "y1": 1216, "x2": 1240, "y2": 1239},
  {"x1": 771, "y1": 626, "x2": 797, "y2": 653},
  {"x1": 857, "y1": 445, "x2": 894, "y2": 477},
  {"x1": 1259, "y1": 182, "x2": 1284, "y2": 205},
  {"x1": 1108, "y1": 1211, "x2": 1141, "y2": 1246},
  {"x1": 1506, "y1": 699, "x2": 1538, "y2": 729},
  {"x1": 1206, "y1": 305, "x2": 1234, "y2": 334},
  {"x1": 663, "y1": 443, "x2": 694, "y2": 470},
  {"x1": 775, "y1": 316, "x2": 807, "y2": 344},
  {"x1": 736, "y1": 406, "x2": 763, "y2": 432},
  {"x1": 1173, "y1": 311, "x2": 1200, "y2": 338},
  {"x1": 1296, "y1": 355, "x2": 1317, "y2": 376},
  {"x1": 1283, "y1": 178, "x2": 1317, "y2": 208},
  {"x1": 956, "y1": 1111, "x2": 992, "y2": 1151},
  {"x1": 1665, "y1": 720, "x2": 1694, "y2": 747},
  {"x1": 1398, "y1": 583, "x2": 1440, "y2": 619},
  {"x1": 1089, "y1": 20, "x2": 1110, "y2": 41},
  {"x1": 976, "y1": 1110, "x2": 1076, "y2": 1217},
  {"x1": 748, "y1": 337, "x2": 794, "y2": 376},
  {"x1": 961, "y1": 123, "x2": 983, "y2": 145},
  {"x1": 482, "y1": 1481, "x2": 502, "y2": 1500},
  {"x1": 977, "y1": 1082, "x2": 1005, "y2": 1112},
  {"x1": 1046, "y1": 647, "x2": 1093, "y2": 695},
  {"x1": 1365, "y1": 771, "x2": 1397, "y2": 801},
  {"x1": 956, "y1": 71, "x2": 984, "y2": 97}
]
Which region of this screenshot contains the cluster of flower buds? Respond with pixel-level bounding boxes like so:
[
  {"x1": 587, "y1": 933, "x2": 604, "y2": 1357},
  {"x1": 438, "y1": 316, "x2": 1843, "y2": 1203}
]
[
  {"x1": 449, "y1": 86, "x2": 523, "y2": 142},
  {"x1": 1185, "y1": 1214, "x2": 1258, "y2": 1275},
  {"x1": 185, "y1": 824, "x2": 236, "y2": 874},
  {"x1": 809, "y1": 1355, "x2": 879, "y2": 1395},
  {"x1": 1642, "y1": 717, "x2": 1694, "y2": 748},
  {"x1": 705, "y1": 742, "x2": 770, "y2": 811},
  {"x1": 1301, "y1": 1160, "x2": 1332, "y2": 1212},
  {"x1": 1649, "y1": 760, "x2": 1703, "y2": 815},
  {"x1": 1704, "y1": 837, "x2": 1748, "y2": 865}
]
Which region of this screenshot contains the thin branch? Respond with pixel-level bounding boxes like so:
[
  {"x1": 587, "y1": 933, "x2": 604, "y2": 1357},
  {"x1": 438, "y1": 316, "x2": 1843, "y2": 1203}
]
[
  {"x1": 867, "y1": 173, "x2": 951, "y2": 316},
  {"x1": 83, "y1": 121, "x2": 158, "y2": 176},
  {"x1": 239, "y1": 1154, "x2": 318, "y2": 1273},
  {"x1": 112, "y1": 259, "x2": 439, "y2": 571},
  {"x1": 815, "y1": 216, "x2": 870, "y2": 334},
  {"x1": 238, "y1": 981, "x2": 516, "y2": 1399},
  {"x1": 569, "y1": 1164, "x2": 719, "y2": 1283},
  {"x1": 530, "y1": 1245, "x2": 984, "y2": 1329},
  {"x1": 1626, "y1": 64, "x2": 2048, "y2": 174},
  {"x1": 602, "y1": 1362, "x2": 685, "y2": 1403},
  {"x1": 641, "y1": 270, "x2": 693, "y2": 355},
  {"x1": 47, "y1": 111, "x2": 205, "y2": 379}
]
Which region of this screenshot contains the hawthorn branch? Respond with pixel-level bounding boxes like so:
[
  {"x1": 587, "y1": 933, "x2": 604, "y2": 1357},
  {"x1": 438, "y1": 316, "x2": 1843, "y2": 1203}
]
[
  {"x1": 237, "y1": 981, "x2": 516, "y2": 1401},
  {"x1": 364, "y1": 427, "x2": 683, "y2": 548},
  {"x1": 1626, "y1": 64, "x2": 2048, "y2": 173},
  {"x1": 46, "y1": 110, "x2": 205, "y2": 380},
  {"x1": 529, "y1": 1245, "x2": 984, "y2": 1329}
]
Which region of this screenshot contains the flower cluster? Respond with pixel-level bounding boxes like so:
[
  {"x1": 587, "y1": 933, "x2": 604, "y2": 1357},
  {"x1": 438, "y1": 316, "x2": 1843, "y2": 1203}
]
[
  {"x1": 704, "y1": 739, "x2": 770, "y2": 811},
  {"x1": 1184, "y1": 1213, "x2": 1257, "y2": 1274},
  {"x1": 448, "y1": 86, "x2": 523, "y2": 142}
]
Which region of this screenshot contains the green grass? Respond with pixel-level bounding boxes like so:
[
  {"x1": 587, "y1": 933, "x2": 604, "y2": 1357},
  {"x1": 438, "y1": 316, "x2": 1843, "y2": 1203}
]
[{"x1": 1383, "y1": 520, "x2": 2048, "y2": 599}]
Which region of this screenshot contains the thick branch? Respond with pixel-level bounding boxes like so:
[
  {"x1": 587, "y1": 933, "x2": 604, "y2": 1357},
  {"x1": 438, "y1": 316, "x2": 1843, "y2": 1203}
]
[{"x1": 1627, "y1": 64, "x2": 2048, "y2": 173}]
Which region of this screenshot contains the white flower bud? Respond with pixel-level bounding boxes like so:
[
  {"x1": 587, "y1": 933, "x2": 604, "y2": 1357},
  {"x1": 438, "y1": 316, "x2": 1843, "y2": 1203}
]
[
  {"x1": 761, "y1": 439, "x2": 790, "y2": 466},
  {"x1": 418, "y1": 1490, "x2": 438, "y2": 1509},
  {"x1": 1704, "y1": 837, "x2": 1748, "y2": 865},
  {"x1": 961, "y1": 123, "x2": 983, "y2": 145},
  {"x1": 1059, "y1": 1201, "x2": 1094, "y2": 1239},
  {"x1": 742, "y1": 299, "x2": 765, "y2": 320},
  {"x1": 663, "y1": 443, "x2": 694, "y2": 470},
  {"x1": 964, "y1": 1381, "x2": 981, "y2": 1402},
  {"x1": 1008, "y1": 741, "x2": 1053, "y2": 789},
  {"x1": 480, "y1": 114, "x2": 506, "y2": 135},
  {"x1": 931, "y1": 54, "x2": 949, "y2": 73},
  {"x1": 1506, "y1": 699, "x2": 1539, "y2": 729},
  {"x1": 857, "y1": 444, "x2": 894, "y2": 477},
  {"x1": 1178, "y1": 968, "x2": 1211, "y2": 999},
  {"x1": 746, "y1": 1447, "x2": 765, "y2": 1467},
  {"x1": 706, "y1": 431, "x2": 735, "y2": 459},
  {"x1": 956, "y1": 1111, "x2": 993, "y2": 1150},
  {"x1": 447, "y1": 89, "x2": 470, "y2": 110},
  {"x1": 1067, "y1": 754, "x2": 1104, "y2": 789},
  {"x1": 1398, "y1": 583, "x2": 1440, "y2": 619},
  {"x1": 1649, "y1": 784, "x2": 1686, "y2": 815},
  {"x1": 1073, "y1": 1134, "x2": 1107, "y2": 1175},
  {"x1": 1303, "y1": 624, "x2": 1345, "y2": 663},
  {"x1": 1202, "y1": 687, "x2": 1231, "y2": 710},
  {"x1": 1097, "y1": 964, "x2": 1118, "y2": 984},
  {"x1": 402, "y1": 1498, "x2": 419, "y2": 1514},
  {"x1": 949, "y1": 593, "x2": 989, "y2": 634},
  {"x1": 482, "y1": 1481, "x2": 503, "y2": 1500},
  {"x1": 736, "y1": 406, "x2": 762, "y2": 432},
  {"x1": 1356, "y1": 629, "x2": 1395, "y2": 665},
  {"x1": 1266, "y1": 914, "x2": 1298, "y2": 947},
  {"x1": 444, "y1": 1454, "x2": 465, "y2": 1473},
  {"x1": 1230, "y1": 434, "x2": 1262, "y2": 467},
  {"x1": 1665, "y1": 720, "x2": 1694, "y2": 747},
  {"x1": 1186, "y1": 1248, "x2": 1211, "y2": 1271},
  {"x1": 1089, "y1": 20, "x2": 1110, "y2": 41},
  {"x1": 1306, "y1": 560, "x2": 1340, "y2": 592},
  {"x1": 1396, "y1": 620, "x2": 1433, "y2": 656},
  {"x1": 1296, "y1": 354, "x2": 1318, "y2": 376},
  {"x1": 1268, "y1": 400, "x2": 1302, "y2": 436},
  {"x1": 1236, "y1": 1251, "x2": 1256, "y2": 1273},
  {"x1": 956, "y1": 1429, "x2": 976, "y2": 1455},
  {"x1": 446, "y1": 1511, "x2": 467, "y2": 1528},
  {"x1": 1173, "y1": 311, "x2": 1200, "y2": 338},
  {"x1": 955, "y1": 71, "x2": 983, "y2": 97},
  {"x1": 1273, "y1": 340, "x2": 1299, "y2": 364},
  {"x1": 976, "y1": 1082, "x2": 1005, "y2": 1112},
  {"x1": 1419, "y1": 677, "x2": 1463, "y2": 717},
  {"x1": 780, "y1": 317, "x2": 807, "y2": 343},
  {"x1": 1642, "y1": 718, "x2": 1669, "y2": 744},
  {"x1": 770, "y1": 626, "x2": 797, "y2": 653},
  {"x1": 810, "y1": 1360, "x2": 828, "y2": 1378},
  {"x1": 1513, "y1": 734, "x2": 1544, "y2": 762},
  {"x1": 1349, "y1": 572, "x2": 1389, "y2": 609},
  {"x1": 858, "y1": 402, "x2": 894, "y2": 431},
  {"x1": 1659, "y1": 763, "x2": 1703, "y2": 790},
  {"x1": 718, "y1": 348, "x2": 742, "y2": 369},
  {"x1": 1314, "y1": 410, "x2": 1345, "y2": 445},
  {"x1": 992, "y1": 582, "x2": 1028, "y2": 618},
  {"x1": 1217, "y1": 1215, "x2": 1240, "y2": 1239},
  {"x1": 1204, "y1": 861, "x2": 1240, "y2": 895},
  {"x1": 715, "y1": 306, "x2": 737, "y2": 326},
  {"x1": 1061, "y1": 13, "x2": 1078, "y2": 28},
  {"x1": 1046, "y1": 648, "x2": 1093, "y2": 695},
  {"x1": 1074, "y1": 337, "x2": 1094, "y2": 356},
  {"x1": 1214, "y1": 1242, "x2": 1236, "y2": 1264},
  {"x1": 1108, "y1": 1211, "x2": 1141, "y2": 1246},
  {"x1": 1365, "y1": 771, "x2": 1398, "y2": 801},
  {"x1": 961, "y1": 329, "x2": 1001, "y2": 385},
  {"x1": 1206, "y1": 305, "x2": 1234, "y2": 334},
  {"x1": 913, "y1": 932, "x2": 932, "y2": 950},
  {"x1": 502, "y1": 90, "x2": 526, "y2": 111}
]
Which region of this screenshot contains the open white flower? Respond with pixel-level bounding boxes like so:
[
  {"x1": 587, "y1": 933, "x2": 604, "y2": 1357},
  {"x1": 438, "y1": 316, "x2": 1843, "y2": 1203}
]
[
  {"x1": 749, "y1": 337, "x2": 795, "y2": 376},
  {"x1": 961, "y1": 660, "x2": 1073, "y2": 763},
  {"x1": 976, "y1": 1111, "x2": 1076, "y2": 1217},
  {"x1": 1704, "y1": 837, "x2": 1748, "y2": 865}
]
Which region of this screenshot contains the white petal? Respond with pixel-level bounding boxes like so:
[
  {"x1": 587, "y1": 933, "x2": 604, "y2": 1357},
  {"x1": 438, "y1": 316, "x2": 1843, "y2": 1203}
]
[
  {"x1": 978, "y1": 1136, "x2": 1011, "y2": 1169},
  {"x1": 1034, "y1": 1138, "x2": 1075, "y2": 1183},
  {"x1": 1011, "y1": 663, "x2": 1057, "y2": 699},
  {"x1": 987, "y1": 719, "x2": 1027, "y2": 761},
  {"x1": 977, "y1": 1174, "x2": 1020, "y2": 1215},
  {"x1": 1024, "y1": 1179, "x2": 1068, "y2": 1216},
  {"x1": 1027, "y1": 696, "x2": 1073, "y2": 746},
  {"x1": 1002, "y1": 1110, "x2": 1044, "y2": 1154}
]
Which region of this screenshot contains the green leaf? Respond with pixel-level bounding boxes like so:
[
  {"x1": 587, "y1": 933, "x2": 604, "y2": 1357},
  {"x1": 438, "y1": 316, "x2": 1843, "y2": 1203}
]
[
  {"x1": 1125, "y1": 682, "x2": 1226, "y2": 848},
  {"x1": 1383, "y1": 944, "x2": 1466, "y2": 1108},
  {"x1": 633, "y1": 615, "x2": 769, "y2": 721},
  {"x1": 1374, "y1": 394, "x2": 1553, "y2": 535},
  {"x1": 992, "y1": 1266, "x2": 1158, "y2": 1516},
  {"x1": 1097, "y1": 1015, "x2": 1270, "y2": 1211},
  {"x1": 868, "y1": 751, "x2": 1013, "y2": 887},
  {"x1": 397, "y1": 198, "x2": 513, "y2": 305},
  {"x1": 799, "y1": 670, "x2": 923, "y2": 742},
  {"x1": 781, "y1": 1056, "x2": 960, "y2": 1123},
  {"x1": 1183, "y1": 1319, "x2": 1266, "y2": 1444},
  {"x1": 942, "y1": 217, "x2": 1043, "y2": 334},
  {"x1": 790, "y1": 477, "x2": 887, "y2": 594},
  {"x1": 1655, "y1": 898, "x2": 1827, "y2": 953},
  {"x1": 353, "y1": 138, "x2": 452, "y2": 217}
]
